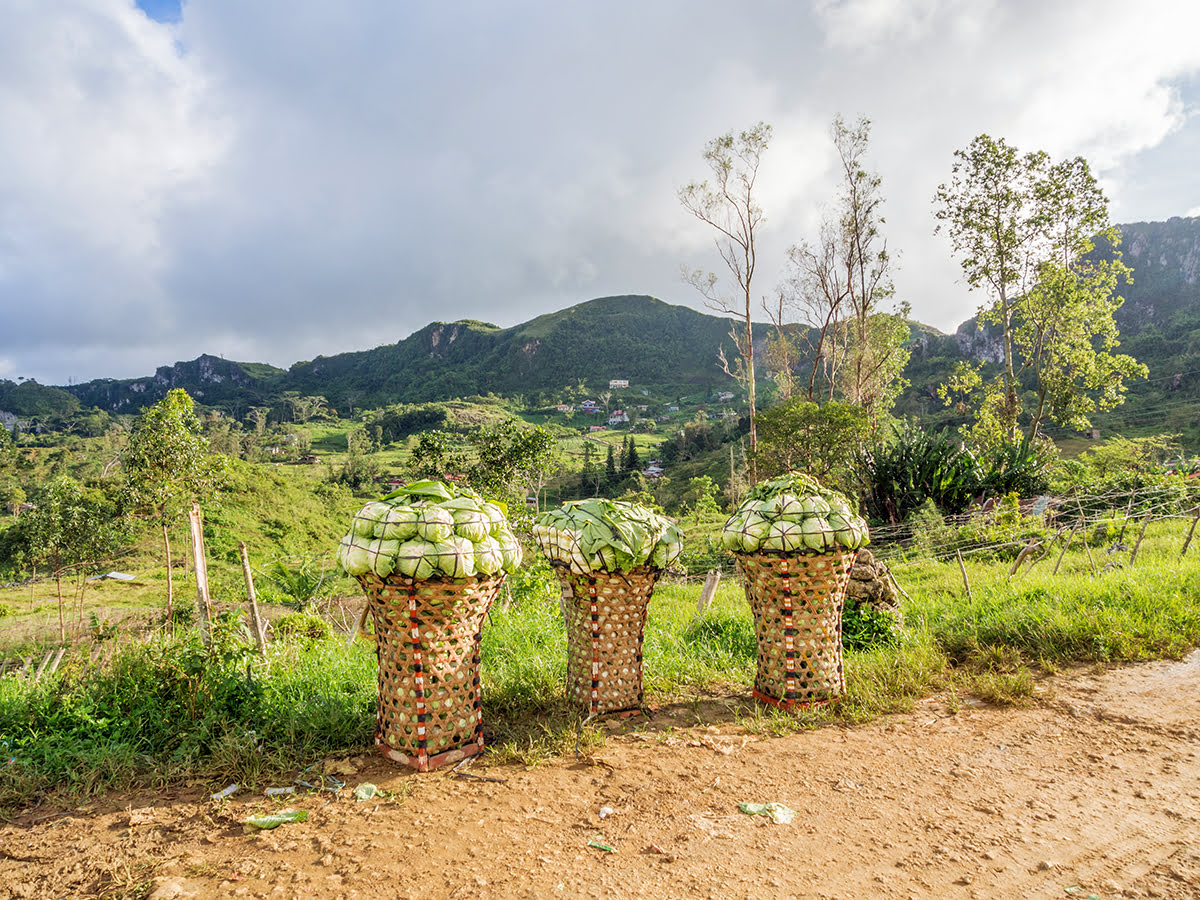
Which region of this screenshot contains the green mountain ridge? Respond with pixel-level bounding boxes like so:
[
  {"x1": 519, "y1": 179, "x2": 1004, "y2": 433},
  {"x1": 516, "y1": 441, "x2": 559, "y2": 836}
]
[{"x1": 4, "y1": 217, "x2": 1197, "y2": 432}]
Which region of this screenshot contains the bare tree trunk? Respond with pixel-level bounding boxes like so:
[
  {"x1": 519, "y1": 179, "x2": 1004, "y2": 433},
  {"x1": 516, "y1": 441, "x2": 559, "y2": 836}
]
[
  {"x1": 55, "y1": 564, "x2": 65, "y2": 644},
  {"x1": 162, "y1": 521, "x2": 174, "y2": 634}
]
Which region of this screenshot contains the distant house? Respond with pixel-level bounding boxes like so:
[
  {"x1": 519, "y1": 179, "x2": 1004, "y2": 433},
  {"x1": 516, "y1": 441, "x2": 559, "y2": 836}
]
[
  {"x1": 580, "y1": 400, "x2": 600, "y2": 413},
  {"x1": 609, "y1": 379, "x2": 629, "y2": 389},
  {"x1": 607, "y1": 410, "x2": 629, "y2": 425},
  {"x1": 668, "y1": 406, "x2": 679, "y2": 413},
  {"x1": 555, "y1": 404, "x2": 573, "y2": 413},
  {"x1": 636, "y1": 405, "x2": 648, "y2": 412},
  {"x1": 717, "y1": 391, "x2": 735, "y2": 402},
  {"x1": 644, "y1": 464, "x2": 665, "y2": 479},
  {"x1": 588, "y1": 424, "x2": 607, "y2": 432}
]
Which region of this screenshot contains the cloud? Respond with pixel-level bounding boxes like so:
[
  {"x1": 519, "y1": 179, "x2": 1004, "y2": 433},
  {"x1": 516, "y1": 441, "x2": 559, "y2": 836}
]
[{"x1": 2, "y1": 0, "x2": 1200, "y2": 386}]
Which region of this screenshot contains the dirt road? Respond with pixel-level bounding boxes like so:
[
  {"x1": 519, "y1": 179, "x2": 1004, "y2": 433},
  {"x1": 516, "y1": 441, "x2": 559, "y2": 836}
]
[{"x1": 3, "y1": 651, "x2": 1199, "y2": 899}]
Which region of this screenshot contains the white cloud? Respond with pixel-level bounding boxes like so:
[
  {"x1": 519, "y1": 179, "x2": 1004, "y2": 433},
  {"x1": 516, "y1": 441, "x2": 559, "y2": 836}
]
[{"x1": 2, "y1": 0, "x2": 1200, "y2": 384}]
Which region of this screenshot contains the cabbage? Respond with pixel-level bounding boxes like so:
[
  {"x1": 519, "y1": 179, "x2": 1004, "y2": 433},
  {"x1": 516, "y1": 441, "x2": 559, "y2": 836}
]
[
  {"x1": 449, "y1": 506, "x2": 490, "y2": 542},
  {"x1": 343, "y1": 479, "x2": 521, "y2": 581},
  {"x1": 534, "y1": 498, "x2": 682, "y2": 572},
  {"x1": 482, "y1": 501, "x2": 508, "y2": 536},
  {"x1": 394, "y1": 540, "x2": 437, "y2": 580},
  {"x1": 380, "y1": 505, "x2": 420, "y2": 541},
  {"x1": 497, "y1": 535, "x2": 523, "y2": 571},
  {"x1": 474, "y1": 536, "x2": 504, "y2": 576},
  {"x1": 762, "y1": 520, "x2": 805, "y2": 553},
  {"x1": 416, "y1": 506, "x2": 455, "y2": 543},
  {"x1": 337, "y1": 534, "x2": 373, "y2": 577},
  {"x1": 430, "y1": 535, "x2": 476, "y2": 579},
  {"x1": 726, "y1": 471, "x2": 869, "y2": 554},
  {"x1": 367, "y1": 539, "x2": 400, "y2": 578},
  {"x1": 800, "y1": 517, "x2": 834, "y2": 552},
  {"x1": 352, "y1": 501, "x2": 392, "y2": 538},
  {"x1": 798, "y1": 495, "x2": 831, "y2": 517}
]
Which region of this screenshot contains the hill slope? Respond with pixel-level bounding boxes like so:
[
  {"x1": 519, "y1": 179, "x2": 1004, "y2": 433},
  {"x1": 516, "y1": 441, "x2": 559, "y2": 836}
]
[{"x1": 60, "y1": 296, "x2": 745, "y2": 414}]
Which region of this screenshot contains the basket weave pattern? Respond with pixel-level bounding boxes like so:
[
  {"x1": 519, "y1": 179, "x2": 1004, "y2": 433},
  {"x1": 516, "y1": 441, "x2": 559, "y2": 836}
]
[
  {"x1": 357, "y1": 572, "x2": 504, "y2": 771},
  {"x1": 738, "y1": 551, "x2": 857, "y2": 708},
  {"x1": 555, "y1": 566, "x2": 661, "y2": 715}
]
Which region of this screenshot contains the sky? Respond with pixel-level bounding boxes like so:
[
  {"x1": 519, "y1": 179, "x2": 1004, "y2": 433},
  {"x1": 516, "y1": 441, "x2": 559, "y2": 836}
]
[{"x1": 3, "y1": 0, "x2": 1200, "y2": 387}]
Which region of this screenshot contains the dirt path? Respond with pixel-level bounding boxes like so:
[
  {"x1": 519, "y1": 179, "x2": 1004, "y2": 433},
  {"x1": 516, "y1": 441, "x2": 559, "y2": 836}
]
[{"x1": 4, "y1": 652, "x2": 1199, "y2": 900}]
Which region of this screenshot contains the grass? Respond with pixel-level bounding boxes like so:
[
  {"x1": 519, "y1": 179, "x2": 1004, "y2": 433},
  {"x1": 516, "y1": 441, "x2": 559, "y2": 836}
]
[{"x1": 3, "y1": 521, "x2": 1200, "y2": 814}]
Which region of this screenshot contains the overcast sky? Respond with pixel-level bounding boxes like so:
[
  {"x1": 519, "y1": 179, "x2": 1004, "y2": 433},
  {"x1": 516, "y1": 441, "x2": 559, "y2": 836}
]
[{"x1": 3, "y1": 0, "x2": 1200, "y2": 387}]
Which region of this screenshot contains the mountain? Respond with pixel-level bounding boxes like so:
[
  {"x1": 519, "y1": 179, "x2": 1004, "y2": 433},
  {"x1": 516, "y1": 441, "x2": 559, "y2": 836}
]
[
  {"x1": 58, "y1": 296, "x2": 745, "y2": 415},
  {"x1": 64, "y1": 355, "x2": 285, "y2": 415},
  {"x1": 33, "y1": 216, "x2": 1200, "y2": 432}
]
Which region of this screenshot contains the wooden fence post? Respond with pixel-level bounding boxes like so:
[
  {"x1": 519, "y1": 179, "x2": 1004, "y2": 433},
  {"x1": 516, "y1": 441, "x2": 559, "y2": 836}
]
[
  {"x1": 188, "y1": 503, "x2": 213, "y2": 648},
  {"x1": 697, "y1": 569, "x2": 721, "y2": 617},
  {"x1": 1075, "y1": 497, "x2": 1098, "y2": 575},
  {"x1": 1053, "y1": 525, "x2": 1076, "y2": 575},
  {"x1": 956, "y1": 549, "x2": 973, "y2": 601},
  {"x1": 239, "y1": 542, "x2": 267, "y2": 656},
  {"x1": 1182, "y1": 506, "x2": 1200, "y2": 557},
  {"x1": 1129, "y1": 514, "x2": 1151, "y2": 567}
]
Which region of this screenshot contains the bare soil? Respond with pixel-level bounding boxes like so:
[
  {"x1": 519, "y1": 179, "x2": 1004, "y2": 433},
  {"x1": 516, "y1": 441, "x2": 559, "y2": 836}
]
[{"x1": 3, "y1": 651, "x2": 1199, "y2": 900}]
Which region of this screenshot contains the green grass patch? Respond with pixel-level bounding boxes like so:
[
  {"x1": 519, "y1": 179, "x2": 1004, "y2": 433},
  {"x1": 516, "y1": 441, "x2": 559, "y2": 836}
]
[{"x1": 5, "y1": 528, "x2": 1200, "y2": 813}]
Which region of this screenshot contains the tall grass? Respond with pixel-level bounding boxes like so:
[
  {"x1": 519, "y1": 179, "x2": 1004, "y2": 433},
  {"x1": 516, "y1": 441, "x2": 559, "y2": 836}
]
[{"x1": 4, "y1": 525, "x2": 1200, "y2": 813}]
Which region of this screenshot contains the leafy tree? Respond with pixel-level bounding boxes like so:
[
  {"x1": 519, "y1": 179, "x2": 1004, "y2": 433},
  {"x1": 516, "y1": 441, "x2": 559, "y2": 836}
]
[
  {"x1": 122, "y1": 389, "x2": 229, "y2": 625},
  {"x1": 329, "y1": 427, "x2": 381, "y2": 490},
  {"x1": 679, "y1": 122, "x2": 772, "y2": 476},
  {"x1": 933, "y1": 135, "x2": 1144, "y2": 439},
  {"x1": 755, "y1": 399, "x2": 869, "y2": 491},
  {"x1": 409, "y1": 429, "x2": 467, "y2": 482},
  {"x1": 469, "y1": 420, "x2": 558, "y2": 510},
  {"x1": 19, "y1": 476, "x2": 130, "y2": 641},
  {"x1": 682, "y1": 475, "x2": 722, "y2": 523}
]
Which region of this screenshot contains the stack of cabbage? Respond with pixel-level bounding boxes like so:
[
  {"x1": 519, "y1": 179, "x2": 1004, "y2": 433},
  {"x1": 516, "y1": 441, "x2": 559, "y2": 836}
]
[
  {"x1": 533, "y1": 498, "x2": 683, "y2": 576},
  {"x1": 337, "y1": 480, "x2": 522, "y2": 581},
  {"x1": 721, "y1": 472, "x2": 869, "y2": 555}
]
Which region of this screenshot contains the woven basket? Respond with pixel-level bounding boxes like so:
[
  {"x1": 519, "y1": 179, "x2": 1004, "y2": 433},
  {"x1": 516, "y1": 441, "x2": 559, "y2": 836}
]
[
  {"x1": 554, "y1": 565, "x2": 661, "y2": 716},
  {"x1": 356, "y1": 571, "x2": 504, "y2": 771},
  {"x1": 737, "y1": 550, "x2": 857, "y2": 709}
]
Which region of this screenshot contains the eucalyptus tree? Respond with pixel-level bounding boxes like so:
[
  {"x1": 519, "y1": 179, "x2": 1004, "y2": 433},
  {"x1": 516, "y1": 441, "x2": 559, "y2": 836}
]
[
  {"x1": 122, "y1": 389, "x2": 228, "y2": 625},
  {"x1": 679, "y1": 122, "x2": 772, "y2": 476},
  {"x1": 778, "y1": 116, "x2": 909, "y2": 432},
  {"x1": 933, "y1": 135, "x2": 1144, "y2": 441},
  {"x1": 21, "y1": 476, "x2": 129, "y2": 641}
]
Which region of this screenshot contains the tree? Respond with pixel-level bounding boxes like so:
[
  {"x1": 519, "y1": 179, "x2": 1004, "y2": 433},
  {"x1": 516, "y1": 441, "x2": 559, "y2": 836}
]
[
  {"x1": 933, "y1": 136, "x2": 1141, "y2": 440},
  {"x1": 409, "y1": 429, "x2": 467, "y2": 483},
  {"x1": 680, "y1": 122, "x2": 772, "y2": 477},
  {"x1": 123, "y1": 389, "x2": 228, "y2": 626},
  {"x1": 21, "y1": 476, "x2": 129, "y2": 641},
  {"x1": 329, "y1": 427, "x2": 381, "y2": 489},
  {"x1": 754, "y1": 399, "x2": 869, "y2": 491},
  {"x1": 780, "y1": 116, "x2": 908, "y2": 429},
  {"x1": 469, "y1": 420, "x2": 558, "y2": 510}
]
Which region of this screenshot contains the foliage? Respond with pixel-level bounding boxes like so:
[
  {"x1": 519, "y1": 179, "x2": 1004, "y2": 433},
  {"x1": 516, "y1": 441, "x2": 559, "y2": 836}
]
[
  {"x1": 980, "y1": 435, "x2": 1054, "y2": 498},
  {"x1": 841, "y1": 600, "x2": 900, "y2": 651},
  {"x1": 122, "y1": 389, "x2": 229, "y2": 518},
  {"x1": 326, "y1": 426, "x2": 381, "y2": 490},
  {"x1": 933, "y1": 134, "x2": 1143, "y2": 439},
  {"x1": 754, "y1": 399, "x2": 869, "y2": 491},
  {"x1": 0, "y1": 628, "x2": 376, "y2": 809},
  {"x1": 0, "y1": 379, "x2": 80, "y2": 421},
  {"x1": 263, "y1": 557, "x2": 338, "y2": 611},
  {"x1": 679, "y1": 121, "x2": 773, "y2": 469},
  {"x1": 858, "y1": 422, "x2": 984, "y2": 524}
]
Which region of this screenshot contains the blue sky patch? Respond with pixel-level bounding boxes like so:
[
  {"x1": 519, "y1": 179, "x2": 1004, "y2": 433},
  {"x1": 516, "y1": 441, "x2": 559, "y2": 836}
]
[{"x1": 135, "y1": 0, "x2": 181, "y2": 24}]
